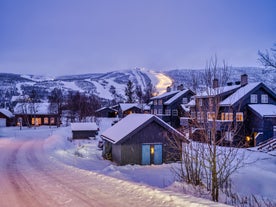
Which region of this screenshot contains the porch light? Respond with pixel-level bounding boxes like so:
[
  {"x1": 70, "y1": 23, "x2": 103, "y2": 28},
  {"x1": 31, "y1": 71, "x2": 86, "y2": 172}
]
[
  {"x1": 245, "y1": 136, "x2": 251, "y2": 142},
  {"x1": 150, "y1": 146, "x2": 154, "y2": 154}
]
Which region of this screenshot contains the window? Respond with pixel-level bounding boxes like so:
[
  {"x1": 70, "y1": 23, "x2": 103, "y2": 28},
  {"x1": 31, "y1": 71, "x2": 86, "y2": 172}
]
[
  {"x1": 225, "y1": 131, "x2": 233, "y2": 142},
  {"x1": 236, "y1": 112, "x2": 243, "y2": 122},
  {"x1": 44, "y1": 117, "x2": 49, "y2": 124},
  {"x1": 221, "y1": 113, "x2": 233, "y2": 121},
  {"x1": 199, "y1": 99, "x2": 203, "y2": 106},
  {"x1": 158, "y1": 99, "x2": 163, "y2": 105},
  {"x1": 165, "y1": 109, "x2": 171, "y2": 115},
  {"x1": 158, "y1": 109, "x2": 162, "y2": 114},
  {"x1": 154, "y1": 100, "x2": 157, "y2": 105},
  {"x1": 50, "y1": 117, "x2": 55, "y2": 125},
  {"x1": 197, "y1": 112, "x2": 204, "y2": 121},
  {"x1": 250, "y1": 94, "x2": 258, "y2": 103},
  {"x1": 207, "y1": 112, "x2": 216, "y2": 121},
  {"x1": 182, "y1": 98, "x2": 188, "y2": 104},
  {"x1": 172, "y1": 109, "x2": 178, "y2": 116},
  {"x1": 191, "y1": 112, "x2": 196, "y2": 118},
  {"x1": 154, "y1": 109, "x2": 157, "y2": 114},
  {"x1": 261, "y1": 94, "x2": 268, "y2": 103}
]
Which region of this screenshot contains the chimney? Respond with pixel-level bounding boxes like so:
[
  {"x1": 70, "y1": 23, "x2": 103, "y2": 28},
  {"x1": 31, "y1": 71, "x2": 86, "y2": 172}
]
[
  {"x1": 241, "y1": 74, "x2": 248, "y2": 86},
  {"x1": 213, "y1": 78, "x2": 219, "y2": 89},
  {"x1": 177, "y1": 84, "x2": 184, "y2": 91},
  {"x1": 167, "y1": 86, "x2": 171, "y2": 92}
]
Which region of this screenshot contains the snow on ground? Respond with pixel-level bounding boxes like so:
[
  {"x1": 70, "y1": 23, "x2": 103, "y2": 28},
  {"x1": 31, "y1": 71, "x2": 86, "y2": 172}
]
[{"x1": 1, "y1": 119, "x2": 275, "y2": 206}]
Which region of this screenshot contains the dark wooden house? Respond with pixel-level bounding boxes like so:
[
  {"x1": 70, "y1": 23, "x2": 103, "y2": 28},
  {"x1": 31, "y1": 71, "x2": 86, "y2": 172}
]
[
  {"x1": 185, "y1": 74, "x2": 276, "y2": 147},
  {"x1": 150, "y1": 86, "x2": 195, "y2": 127},
  {"x1": 101, "y1": 114, "x2": 188, "y2": 165},
  {"x1": 95, "y1": 107, "x2": 118, "y2": 117},
  {"x1": 71, "y1": 122, "x2": 99, "y2": 139},
  {"x1": 0, "y1": 108, "x2": 14, "y2": 127},
  {"x1": 118, "y1": 103, "x2": 142, "y2": 117},
  {"x1": 13, "y1": 102, "x2": 59, "y2": 127}
]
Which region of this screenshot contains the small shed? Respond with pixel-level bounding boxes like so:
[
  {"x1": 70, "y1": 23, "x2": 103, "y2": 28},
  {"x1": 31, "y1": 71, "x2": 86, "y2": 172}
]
[
  {"x1": 0, "y1": 108, "x2": 14, "y2": 127},
  {"x1": 101, "y1": 114, "x2": 189, "y2": 165},
  {"x1": 71, "y1": 122, "x2": 99, "y2": 139}
]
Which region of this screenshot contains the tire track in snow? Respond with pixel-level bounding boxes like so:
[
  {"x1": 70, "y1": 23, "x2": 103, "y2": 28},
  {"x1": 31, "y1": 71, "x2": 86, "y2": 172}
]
[{"x1": 5, "y1": 141, "x2": 45, "y2": 207}]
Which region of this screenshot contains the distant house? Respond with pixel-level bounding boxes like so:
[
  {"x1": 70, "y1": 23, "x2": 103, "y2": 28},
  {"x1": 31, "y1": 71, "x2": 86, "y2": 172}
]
[
  {"x1": 101, "y1": 114, "x2": 188, "y2": 165},
  {"x1": 13, "y1": 102, "x2": 59, "y2": 126},
  {"x1": 71, "y1": 122, "x2": 98, "y2": 139},
  {"x1": 150, "y1": 85, "x2": 195, "y2": 127},
  {"x1": 95, "y1": 107, "x2": 118, "y2": 117},
  {"x1": 118, "y1": 103, "x2": 142, "y2": 117},
  {"x1": 0, "y1": 108, "x2": 14, "y2": 127},
  {"x1": 185, "y1": 74, "x2": 276, "y2": 147}
]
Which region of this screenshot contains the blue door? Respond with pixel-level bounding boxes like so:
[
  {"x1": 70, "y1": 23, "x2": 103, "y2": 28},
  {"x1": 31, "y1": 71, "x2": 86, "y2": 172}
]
[
  {"x1": 142, "y1": 144, "x2": 150, "y2": 165},
  {"x1": 154, "y1": 144, "x2": 162, "y2": 165}
]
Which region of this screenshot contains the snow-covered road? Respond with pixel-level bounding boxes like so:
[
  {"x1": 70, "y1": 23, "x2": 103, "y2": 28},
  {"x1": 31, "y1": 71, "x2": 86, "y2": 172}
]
[{"x1": 0, "y1": 127, "x2": 229, "y2": 207}]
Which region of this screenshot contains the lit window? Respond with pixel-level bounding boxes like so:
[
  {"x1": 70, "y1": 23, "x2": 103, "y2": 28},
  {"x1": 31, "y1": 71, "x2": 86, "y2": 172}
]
[
  {"x1": 261, "y1": 94, "x2": 268, "y2": 103},
  {"x1": 236, "y1": 112, "x2": 243, "y2": 122},
  {"x1": 221, "y1": 113, "x2": 233, "y2": 121},
  {"x1": 250, "y1": 94, "x2": 258, "y2": 103},
  {"x1": 44, "y1": 117, "x2": 49, "y2": 124},
  {"x1": 207, "y1": 112, "x2": 216, "y2": 121}
]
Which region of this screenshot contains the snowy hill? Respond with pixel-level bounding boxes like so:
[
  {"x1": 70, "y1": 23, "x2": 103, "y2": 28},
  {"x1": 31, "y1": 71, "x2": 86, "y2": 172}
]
[{"x1": 0, "y1": 67, "x2": 275, "y2": 107}]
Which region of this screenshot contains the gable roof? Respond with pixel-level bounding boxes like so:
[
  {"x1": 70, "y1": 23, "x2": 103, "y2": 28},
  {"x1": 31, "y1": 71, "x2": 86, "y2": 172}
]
[
  {"x1": 220, "y1": 82, "x2": 262, "y2": 106},
  {"x1": 95, "y1": 106, "x2": 117, "y2": 113},
  {"x1": 14, "y1": 103, "x2": 58, "y2": 115},
  {"x1": 71, "y1": 122, "x2": 98, "y2": 131},
  {"x1": 0, "y1": 108, "x2": 14, "y2": 118},
  {"x1": 119, "y1": 103, "x2": 140, "y2": 112},
  {"x1": 248, "y1": 104, "x2": 276, "y2": 117},
  {"x1": 164, "y1": 89, "x2": 193, "y2": 105},
  {"x1": 101, "y1": 114, "x2": 187, "y2": 144},
  {"x1": 150, "y1": 90, "x2": 179, "y2": 100},
  {"x1": 196, "y1": 84, "x2": 240, "y2": 98}
]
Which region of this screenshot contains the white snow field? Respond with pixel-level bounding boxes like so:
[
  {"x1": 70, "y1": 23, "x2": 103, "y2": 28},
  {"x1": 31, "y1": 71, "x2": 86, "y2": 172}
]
[{"x1": 1, "y1": 120, "x2": 275, "y2": 206}]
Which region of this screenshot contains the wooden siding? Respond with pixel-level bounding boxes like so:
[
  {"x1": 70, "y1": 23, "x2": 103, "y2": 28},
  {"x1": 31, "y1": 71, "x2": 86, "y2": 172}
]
[
  {"x1": 112, "y1": 121, "x2": 181, "y2": 165},
  {"x1": 72, "y1": 130, "x2": 97, "y2": 139}
]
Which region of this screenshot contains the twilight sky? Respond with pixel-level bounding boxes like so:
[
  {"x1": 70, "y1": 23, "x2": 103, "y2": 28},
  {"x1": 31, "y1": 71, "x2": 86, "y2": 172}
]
[{"x1": 0, "y1": 0, "x2": 276, "y2": 76}]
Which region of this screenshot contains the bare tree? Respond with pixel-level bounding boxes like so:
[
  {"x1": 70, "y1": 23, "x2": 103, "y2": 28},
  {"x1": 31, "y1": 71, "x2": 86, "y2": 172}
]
[
  {"x1": 48, "y1": 88, "x2": 64, "y2": 127},
  {"x1": 258, "y1": 43, "x2": 276, "y2": 69},
  {"x1": 172, "y1": 58, "x2": 247, "y2": 202}
]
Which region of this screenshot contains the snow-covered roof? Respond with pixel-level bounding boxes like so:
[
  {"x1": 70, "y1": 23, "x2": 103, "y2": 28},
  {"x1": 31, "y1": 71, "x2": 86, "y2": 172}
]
[
  {"x1": 248, "y1": 104, "x2": 276, "y2": 117},
  {"x1": 0, "y1": 108, "x2": 14, "y2": 118},
  {"x1": 220, "y1": 82, "x2": 261, "y2": 106},
  {"x1": 71, "y1": 122, "x2": 98, "y2": 131},
  {"x1": 180, "y1": 104, "x2": 190, "y2": 112},
  {"x1": 164, "y1": 89, "x2": 189, "y2": 105},
  {"x1": 101, "y1": 114, "x2": 186, "y2": 144},
  {"x1": 95, "y1": 106, "x2": 117, "y2": 113},
  {"x1": 13, "y1": 103, "x2": 58, "y2": 115},
  {"x1": 186, "y1": 99, "x2": 195, "y2": 106},
  {"x1": 196, "y1": 84, "x2": 240, "y2": 98},
  {"x1": 119, "y1": 103, "x2": 140, "y2": 112},
  {"x1": 150, "y1": 90, "x2": 179, "y2": 100}
]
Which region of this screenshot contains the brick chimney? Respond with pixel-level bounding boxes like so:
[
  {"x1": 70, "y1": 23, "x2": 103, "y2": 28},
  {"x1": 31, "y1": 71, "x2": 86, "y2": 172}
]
[
  {"x1": 213, "y1": 78, "x2": 219, "y2": 89},
  {"x1": 167, "y1": 86, "x2": 171, "y2": 92},
  {"x1": 241, "y1": 74, "x2": 248, "y2": 86}
]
